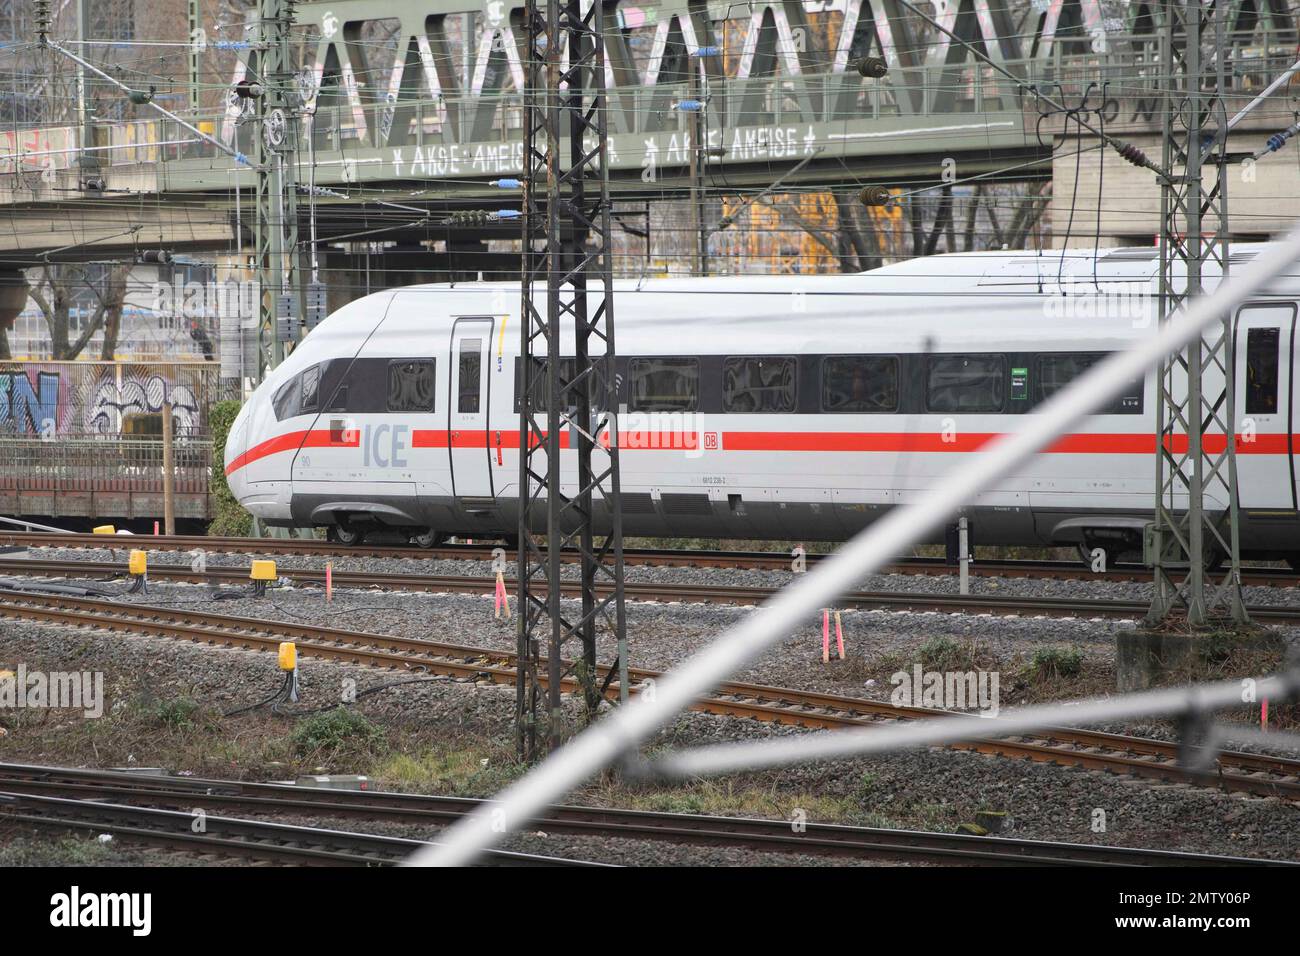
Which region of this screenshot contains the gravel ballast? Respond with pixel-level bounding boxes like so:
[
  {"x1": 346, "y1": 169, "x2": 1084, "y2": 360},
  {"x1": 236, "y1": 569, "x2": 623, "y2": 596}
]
[{"x1": 1, "y1": 579, "x2": 1298, "y2": 865}]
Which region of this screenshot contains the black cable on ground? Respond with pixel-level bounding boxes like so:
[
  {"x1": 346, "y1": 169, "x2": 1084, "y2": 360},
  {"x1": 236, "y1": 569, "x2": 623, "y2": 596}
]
[
  {"x1": 222, "y1": 670, "x2": 293, "y2": 717},
  {"x1": 269, "y1": 667, "x2": 443, "y2": 718},
  {"x1": 0, "y1": 578, "x2": 117, "y2": 598},
  {"x1": 263, "y1": 594, "x2": 444, "y2": 620}
]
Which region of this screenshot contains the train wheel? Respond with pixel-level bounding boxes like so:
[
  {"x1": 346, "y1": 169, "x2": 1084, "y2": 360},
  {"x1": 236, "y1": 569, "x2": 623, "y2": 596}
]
[
  {"x1": 328, "y1": 525, "x2": 365, "y2": 546},
  {"x1": 411, "y1": 528, "x2": 440, "y2": 549}
]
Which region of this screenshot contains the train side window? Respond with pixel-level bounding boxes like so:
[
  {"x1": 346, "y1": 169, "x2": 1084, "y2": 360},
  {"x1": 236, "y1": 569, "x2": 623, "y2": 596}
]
[
  {"x1": 723, "y1": 356, "x2": 796, "y2": 413},
  {"x1": 1037, "y1": 353, "x2": 1142, "y2": 413},
  {"x1": 822, "y1": 356, "x2": 898, "y2": 413},
  {"x1": 299, "y1": 364, "x2": 320, "y2": 415},
  {"x1": 514, "y1": 357, "x2": 581, "y2": 412},
  {"x1": 458, "y1": 339, "x2": 483, "y2": 413},
  {"x1": 1037, "y1": 353, "x2": 1098, "y2": 401},
  {"x1": 387, "y1": 360, "x2": 435, "y2": 412},
  {"x1": 926, "y1": 354, "x2": 1005, "y2": 413},
  {"x1": 1245, "y1": 327, "x2": 1280, "y2": 414},
  {"x1": 629, "y1": 358, "x2": 698, "y2": 412},
  {"x1": 322, "y1": 358, "x2": 361, "y2": 413},
  {"x1": 271, "y1": 374, "x2": 300, "y2": 420}
]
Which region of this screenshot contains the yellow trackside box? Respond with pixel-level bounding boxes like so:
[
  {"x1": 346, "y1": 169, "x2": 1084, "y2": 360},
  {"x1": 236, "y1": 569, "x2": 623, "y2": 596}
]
[
  {"x1": 278, "y1": 642, "x2": 297, "y2": 671},
  {"x1": 93, "y1": 525, "x2": 115, "y2": 535},
  {"x1": 250, "y1": 560, "x2": 277, "y2": 581},
  {"x1": 128, "y1": 550, "x2": 147, "y2": 576}
]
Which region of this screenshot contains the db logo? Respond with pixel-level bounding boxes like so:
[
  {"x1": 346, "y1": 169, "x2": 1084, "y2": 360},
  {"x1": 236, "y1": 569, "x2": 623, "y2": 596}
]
[{"x1": 703, "y1": 432, "x2": 719, "y2": 450}]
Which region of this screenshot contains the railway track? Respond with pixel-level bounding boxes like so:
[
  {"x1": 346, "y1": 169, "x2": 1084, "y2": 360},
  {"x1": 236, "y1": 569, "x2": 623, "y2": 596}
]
[
  {"x1": 5, "y1": 530, "x2": 1297, "y2": 587},
  {"x1": 0, "y1": 790, "x2": 602, "y2": 867},
  {"x1": 4, "y1": 556, "x2": 1300, "y2": 624},
  {"x1": 2, "y1": 588, "x2": 1298, "y2": 803},
  {"x1": 0, "y1": 763, "x2": 1287, "y2": 866}
]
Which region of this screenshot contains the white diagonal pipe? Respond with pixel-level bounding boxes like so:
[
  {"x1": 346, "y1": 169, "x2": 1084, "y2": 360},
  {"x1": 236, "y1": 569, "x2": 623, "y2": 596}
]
[
  {"x1": 649, "y1": 673, "x2": 1299, "y2": 778},
  {"x1": 1228, "y1": 57, "x2": 1300, "y2": 131},
  {"x1": 43, "y1": 39, "x2": 257, "y2": 168}
]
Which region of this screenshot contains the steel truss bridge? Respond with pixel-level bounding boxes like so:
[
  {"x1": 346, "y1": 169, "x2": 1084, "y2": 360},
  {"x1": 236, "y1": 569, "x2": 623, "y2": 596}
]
[{"x1": 0, "y1": 0, "x2": 1296, "y2": 259}]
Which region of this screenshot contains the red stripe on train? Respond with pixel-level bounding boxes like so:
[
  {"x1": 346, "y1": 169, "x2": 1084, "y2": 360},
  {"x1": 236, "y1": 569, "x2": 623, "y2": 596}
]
[
  {"x1": 415, "y1": 429, "x2": 573, "y2": 450},
  {"x1": 224, "y1": 428, "x2": 359, "y2": 475},
  {"x1": 225, "y1": 427, "x2": 1295, "y2": 475},
  {"x1": 719, "y1": 432, "x2": 1294, "y2": 455}
]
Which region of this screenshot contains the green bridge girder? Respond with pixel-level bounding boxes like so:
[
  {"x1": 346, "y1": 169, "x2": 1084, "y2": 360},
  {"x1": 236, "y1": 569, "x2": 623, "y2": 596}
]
[{"x1": 1, "y1": 0, "x2": 1296, "y2": 236}]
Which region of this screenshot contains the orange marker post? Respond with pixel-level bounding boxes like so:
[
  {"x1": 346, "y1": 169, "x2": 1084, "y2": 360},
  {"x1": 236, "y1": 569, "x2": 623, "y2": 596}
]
[
  {"x1": 325, "y1": 562, "x2": 333, "y2": 602},
  {"x1": 1262, "y1": 698, "x2": 1269, "y2": 732},
  {"x1": 821, "y1": 610, "x2": 830, "y2": 663},
  {"x1": 494, "y1": 569, "x2": 511, "y2": 619},
  {"x1": 834, "y1": 610, "x2": 845, "y2": 660}
]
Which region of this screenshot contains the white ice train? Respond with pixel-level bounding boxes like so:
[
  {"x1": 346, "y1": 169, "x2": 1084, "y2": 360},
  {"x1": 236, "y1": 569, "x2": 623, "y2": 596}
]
[{"x1": 224, "y1": 245, "x2": 1300, "y2": 565}]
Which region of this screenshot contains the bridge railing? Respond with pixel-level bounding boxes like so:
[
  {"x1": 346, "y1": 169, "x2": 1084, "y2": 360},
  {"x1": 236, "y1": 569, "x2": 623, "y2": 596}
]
[
  {"x1": 5, "y1": 40, "x2": 1299, "y2": 179},
  {"x1": 0, "y1": 437, "x2": 212, "y2": 494}
]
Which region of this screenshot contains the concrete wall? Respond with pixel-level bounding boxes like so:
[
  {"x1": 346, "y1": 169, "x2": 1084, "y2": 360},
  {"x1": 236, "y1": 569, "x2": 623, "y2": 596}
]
[{"x1": 1051, "y1": 132, "x2": 1300, "y2": 248}]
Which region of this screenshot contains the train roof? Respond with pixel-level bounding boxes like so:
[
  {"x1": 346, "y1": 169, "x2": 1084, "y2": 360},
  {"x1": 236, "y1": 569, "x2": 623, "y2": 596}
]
[
  {"x1": 407, "y1": 241, "x2": 1295, "y2": 296},
  {"x1": 294, "y1": 243, "x2": 1300, "y2": 368}
]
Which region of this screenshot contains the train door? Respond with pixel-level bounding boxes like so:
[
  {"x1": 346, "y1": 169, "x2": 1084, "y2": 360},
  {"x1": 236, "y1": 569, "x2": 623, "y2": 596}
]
[
  {"x1": 1234, "y1": 303, "x2": 1297, "y2": 511},
  {"x1": 448, "y1": 318, "x2": 494, "y2": 499}
]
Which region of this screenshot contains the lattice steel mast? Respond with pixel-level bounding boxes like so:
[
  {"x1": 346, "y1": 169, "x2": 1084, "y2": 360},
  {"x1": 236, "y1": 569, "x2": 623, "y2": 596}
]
[
  {"x1": 1147, "y1": 0, "x2": 1248, "y2": 626},
  {"x1": 254, "y1": 0, "x2": 301, "y2": 379},
  {"x1": 516, "y1": 0, "x2": 628, "y2": 760}
]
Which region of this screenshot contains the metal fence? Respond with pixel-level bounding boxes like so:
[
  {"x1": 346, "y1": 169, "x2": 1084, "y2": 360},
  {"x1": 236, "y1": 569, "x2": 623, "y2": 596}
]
[{"x1": 0, "y1": 438, "x2": 211, "y2": 494}]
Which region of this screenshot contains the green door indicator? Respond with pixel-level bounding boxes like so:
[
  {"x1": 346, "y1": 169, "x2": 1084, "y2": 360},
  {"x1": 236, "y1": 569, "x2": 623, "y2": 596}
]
[{"x1": 1011, "y1": 367, "x2": 1028, "y2": 401}]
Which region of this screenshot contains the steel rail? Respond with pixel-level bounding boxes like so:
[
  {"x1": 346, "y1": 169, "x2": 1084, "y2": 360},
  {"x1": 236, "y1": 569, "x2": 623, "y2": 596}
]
[
  {"x1": 1, "y1": 590, "x2": 1297, "y2": 802},
  {"x1": 5, "y1": 532, "x2": 1296, "y2": 586},
  {"x1": 0, "y1": 765, "x2": 1287, "y2": 867},
  {"x1": 3, "y1": 558, "x2": 1300, "y2": 622},
  {"x1": 0, "y1": 791, "x2": 601, "y2": 867}
]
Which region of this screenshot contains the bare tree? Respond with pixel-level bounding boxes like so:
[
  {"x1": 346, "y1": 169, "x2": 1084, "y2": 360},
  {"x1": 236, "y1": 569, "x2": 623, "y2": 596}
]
[
  {"x1": 26, "y1": 263, "x2": 129, "y2": 360},
  {"x1": 912, "y1": 184, "x2": 956, "y2": 257},
  {"x1": 98, "y1": 267, "x2": 130, "y2": 360},
  {"x1": 760, "y1": 192, "x2": 886, "y2": 274},
  {"x1": 984, "y1": 181, "x2": 1051, "y2": 250},
  {"x1": 833, "y1": 194, "x2": 885, "y2": 273}
]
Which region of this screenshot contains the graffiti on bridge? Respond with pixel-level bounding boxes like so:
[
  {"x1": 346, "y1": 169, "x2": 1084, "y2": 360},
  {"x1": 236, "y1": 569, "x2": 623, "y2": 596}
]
[{"x1": 0, "y1": 364, "x2": 209, "y2": 438}]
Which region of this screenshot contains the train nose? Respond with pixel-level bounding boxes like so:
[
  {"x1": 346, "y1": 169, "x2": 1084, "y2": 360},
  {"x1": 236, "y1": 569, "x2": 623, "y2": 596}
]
[{"x1": 222, "y1": 404, "x2": 251, "y2": 504}]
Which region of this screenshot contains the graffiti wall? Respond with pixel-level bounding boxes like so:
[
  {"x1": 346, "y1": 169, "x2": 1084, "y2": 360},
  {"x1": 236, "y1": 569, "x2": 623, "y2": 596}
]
[
  {"x1": 0, "y1": 126, "x2": 77, "y2": 178},
  {"x1": 0, "y1": 362, "x2": 218, "y2": 439}
]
